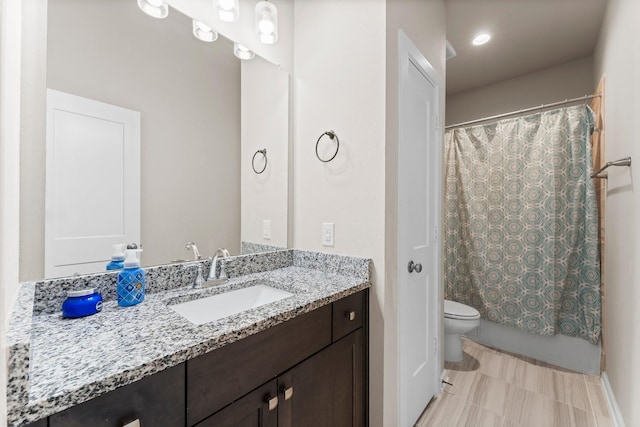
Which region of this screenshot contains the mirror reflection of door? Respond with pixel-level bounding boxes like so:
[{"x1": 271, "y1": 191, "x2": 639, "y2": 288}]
[{"x1": 45, "y1": 89, "x2": 141, "y2": 278}]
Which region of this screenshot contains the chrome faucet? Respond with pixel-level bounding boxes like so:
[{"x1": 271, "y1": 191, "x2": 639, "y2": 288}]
[
  {"x1": 185, "y1": 242, "x2": 202, "y2": 261},
  {"x1": 207, "y1": 248, "x2": 230, "y2": 284}
]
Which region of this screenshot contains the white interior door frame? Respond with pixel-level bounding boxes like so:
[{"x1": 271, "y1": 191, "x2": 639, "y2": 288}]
[
  {"x1": 397, "y1": 29, "x2": 442, "y2": 426},
  {"x1": 45, "y1": 89, "x2": 140, "y2": 278}
]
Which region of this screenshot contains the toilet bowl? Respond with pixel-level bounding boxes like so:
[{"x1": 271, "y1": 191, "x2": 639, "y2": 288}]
[{"x1": 444, "y1": 300, "x2": 480, "y2": 362}]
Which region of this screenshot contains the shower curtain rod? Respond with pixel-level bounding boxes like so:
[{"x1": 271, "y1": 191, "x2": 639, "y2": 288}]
[{"x1": 445, "y1": 94, "x2": 601, "y2": 130}]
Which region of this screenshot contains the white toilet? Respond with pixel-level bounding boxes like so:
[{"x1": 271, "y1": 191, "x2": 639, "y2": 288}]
[{"x1": 444, "y1": 300, "x2": 481, "y2": 362}]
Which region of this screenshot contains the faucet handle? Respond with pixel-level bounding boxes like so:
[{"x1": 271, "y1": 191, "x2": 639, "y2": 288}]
[
  {"x1": 218, "y1": 262, "x2": 228, "y2": 280},
  {"x1": 193, "y1": 264, "x2": 205, "y2": 288}
]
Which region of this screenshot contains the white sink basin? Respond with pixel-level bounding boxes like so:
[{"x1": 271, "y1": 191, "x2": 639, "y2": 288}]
[{"x1": 170, "y1": 284, "x2": 293, "y2": 325}]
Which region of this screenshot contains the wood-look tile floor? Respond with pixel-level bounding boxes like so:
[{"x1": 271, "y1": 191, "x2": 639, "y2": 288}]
[{"x1": 416, "y1": 338, "x2": 613, "y2": 427}]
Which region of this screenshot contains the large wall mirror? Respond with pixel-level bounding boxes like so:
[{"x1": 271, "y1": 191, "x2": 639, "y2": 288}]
[{"x1": 22, "y1": 0, "x2": 289, "y2": 280}]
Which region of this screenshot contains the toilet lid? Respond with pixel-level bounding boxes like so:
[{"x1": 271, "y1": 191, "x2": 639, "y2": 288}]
[{"x1": 444, "y1": 300, "x2": 480, "y2": 320}]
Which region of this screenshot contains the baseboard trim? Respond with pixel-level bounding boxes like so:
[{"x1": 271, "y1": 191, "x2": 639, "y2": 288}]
[{"x1": 601, "y1": 371, "x2": 626, "y2": 427}]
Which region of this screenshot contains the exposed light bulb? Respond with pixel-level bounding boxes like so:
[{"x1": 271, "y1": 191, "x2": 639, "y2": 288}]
[
  {"x1": 137, "y1": 0, "x2": 169, "y2": 18},
  {"x1": 472, "y1": 32, "x2": 492, "y2": 46},
  {"x1": 218, "y1": 0, "x2": 235, "y2": 9},
  {"x1": 255, "y1": 1, "x2": 278, "y2": 44},
  {"x1": 193, "y1": 20, "x2": 218, "y2": 42},
  {"x1": 258, "y1": 19, "x2": 274, "y2": 35},
  {"x1": 234, "y1": 43, "x2": 255, "y2": 60},
  {"x1": 215, "y1": 0, "x2": 239, "y2": 22}
]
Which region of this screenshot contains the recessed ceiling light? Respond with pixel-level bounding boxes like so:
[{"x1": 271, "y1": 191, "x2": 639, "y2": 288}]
[{"x1": 472, "y1": 33, "x2": 492, "y2": 46}]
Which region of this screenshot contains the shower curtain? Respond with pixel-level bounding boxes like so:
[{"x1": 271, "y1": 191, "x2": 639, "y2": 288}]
[{"x1": 444, "y1": 105, "x2": 601, "y2": 344}]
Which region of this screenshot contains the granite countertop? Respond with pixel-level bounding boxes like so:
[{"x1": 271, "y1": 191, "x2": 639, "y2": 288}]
[{"x1": 6, "y1": 250, "x2": 371, "y2": 426}]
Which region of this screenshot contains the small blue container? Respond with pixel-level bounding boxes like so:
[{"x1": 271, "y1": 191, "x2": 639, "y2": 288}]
[
  {"x1": 62, "y1": 289, "x2": 103, "y2": 318},
  {"x1": 106, "y1": 259, "x2": 124, "y2": 271}
]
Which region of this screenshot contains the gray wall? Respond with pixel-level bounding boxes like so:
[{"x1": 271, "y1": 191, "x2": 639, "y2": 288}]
[
  {"x1": 594, "y1": 0, "x2": 640, "y2": 424},
  {"x1": 446, "y1": 56, "x2": 595, "y2": 126},
  {"x1": 21, "y1": 0, "x2": 241, "y2": 280}
]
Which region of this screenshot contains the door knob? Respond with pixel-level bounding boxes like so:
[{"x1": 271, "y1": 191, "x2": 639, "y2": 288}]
[{"x1": 408, "y1": 260, "x2": 422, "y2": 273}]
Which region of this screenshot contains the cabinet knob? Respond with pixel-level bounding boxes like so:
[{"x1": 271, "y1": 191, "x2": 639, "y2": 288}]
[
  {"x1": 122, "y1": 419, "x2": 140, "y2": 427},
  {"x1": 282, "y1": 386, "x2": 294, "y2": 401},
  {"x1": 266, "y1": 395, "x2": 279, "y2": 411},
  {"x1": 347, "y1": 311, "x2": 356, "y2": 321}
]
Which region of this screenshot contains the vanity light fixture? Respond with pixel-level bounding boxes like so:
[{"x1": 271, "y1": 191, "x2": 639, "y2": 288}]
[
  {"x1": 193, "y1": 20, "x2": 219, "y2": 42},
  {"x1": 216, "y1": 0, "x2": 240, "y2": 22},
  {"x1": 234, "y1": 43, "x2": 255, "y2": 60},
  {"x1": 255, "y1": 1, "x2": 278, "y2": 44},
  {"x1": 137, "y1": 0, "x2": 169, "y2": 19},
  {"x1": 472, "y1": 32, "x2": 492, "y2": 46}
]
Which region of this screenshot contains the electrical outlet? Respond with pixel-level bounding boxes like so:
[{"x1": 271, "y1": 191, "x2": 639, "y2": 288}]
[
  {"x1": 322, "y1": 223, "x2": 334, "y2": 247},
  {"x1": 262, "y1": 220, "x2": 271, "y2": 240}
]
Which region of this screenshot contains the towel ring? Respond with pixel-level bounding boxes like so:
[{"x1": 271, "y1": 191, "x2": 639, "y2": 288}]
[
  {"x1": 252, "y1": 149, "x2": 267, "y2": 174},
  {"x1": 316, "y1": 130, "x2": 340, "y2": 163}
]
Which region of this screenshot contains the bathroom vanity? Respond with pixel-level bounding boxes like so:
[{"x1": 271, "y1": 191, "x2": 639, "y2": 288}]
[{"x1": 7, "y1": 250, "x2": 370, "y2": 427}]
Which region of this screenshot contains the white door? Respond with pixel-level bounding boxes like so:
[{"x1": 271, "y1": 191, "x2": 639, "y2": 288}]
[
  {"x1": 398, "y1": 30, "x2": 441, "y2": 426},
  {"x1": 45, "y1": 89, "x2": 140, "y2": 278}
]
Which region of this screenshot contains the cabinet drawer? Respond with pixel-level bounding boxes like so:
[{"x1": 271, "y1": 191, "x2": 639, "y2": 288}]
[
  {"x1": 187, "y1": 305, "x2": 331, "y2": 425},
  {"x1": 49, "y1": 363, "x2": 185, "y2": 427},
  {"x1": 332, "y1": 291, "x2": 364, "y2": 341}
]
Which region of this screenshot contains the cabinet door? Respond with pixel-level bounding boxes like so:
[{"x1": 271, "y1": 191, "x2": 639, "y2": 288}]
[
  {"x1": 194, "y1": 380, "x2": 278, "y2": 427},
  {"x1": 25, "y1": 419, "x2": 47, "y2": 427},
  {"x1": 49, "y1": 364, "x2": 185, "y2": 427},
  {"x1": 278, "y1": 329, "x2": 363, "y2": 427},
  {"x1": 187, "y1": 305, "x2": 331, "y2": 425}
]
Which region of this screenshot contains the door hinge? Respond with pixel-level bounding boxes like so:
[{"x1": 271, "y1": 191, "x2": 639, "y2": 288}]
[
  {"x1": 434, "y1": 338, "x2": 438, "y2": 355},
  {"x1": 434, "y1": 226, "x2": 438, "y2": 243}
]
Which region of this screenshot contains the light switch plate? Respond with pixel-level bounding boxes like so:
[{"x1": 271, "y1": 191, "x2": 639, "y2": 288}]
[
  {"x1": 263, "y1": 220, "x2": 271, "y2": 240},
  {"x1": 322, "y1": 222, "x2": 334, "y2": 246}
]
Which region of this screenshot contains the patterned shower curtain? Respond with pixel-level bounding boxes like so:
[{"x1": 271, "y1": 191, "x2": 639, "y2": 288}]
[{"x1": 444, "y1": 105, "x2": 601, "y2": 344}]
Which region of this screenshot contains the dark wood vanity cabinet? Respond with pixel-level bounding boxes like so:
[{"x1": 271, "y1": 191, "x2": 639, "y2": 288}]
[
  {"x1": 48, "y1": 362, "x2": 186, "y2": 427},
  {"x1": 194, "y1": 380, "x2": 279, "y2": 427},
  {"x1": 28, "y1": 289, "x2": 368, "y2": 427},
  {"x1": 278, "y1": 329, "x2": 364, "y2": 426},
  {"x1": 193, "y1": 329, "x2": 364, "y2": 427},
  {"x1": 190, "y1": 289, "x2": 368, "y2": 427}
]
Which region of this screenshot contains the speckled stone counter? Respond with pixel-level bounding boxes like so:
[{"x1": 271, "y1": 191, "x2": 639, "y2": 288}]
[{"x1": 6, "y1": 250, "x2": 371, "y2": 427}]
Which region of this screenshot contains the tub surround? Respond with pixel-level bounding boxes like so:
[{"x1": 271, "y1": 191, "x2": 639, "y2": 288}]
[{"x1": 6, "y1": 249, "x2": 371, "y2": 426}]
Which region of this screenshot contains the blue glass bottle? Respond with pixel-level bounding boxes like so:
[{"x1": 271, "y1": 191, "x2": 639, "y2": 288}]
[{"x1": 117, "y1": 249, "x2": 145, "y2": 307}]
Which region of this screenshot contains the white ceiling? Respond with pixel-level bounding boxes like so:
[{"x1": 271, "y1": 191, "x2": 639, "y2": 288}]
[{"x1": 446, "y1": 0, "x2": 608, "y2": 95}]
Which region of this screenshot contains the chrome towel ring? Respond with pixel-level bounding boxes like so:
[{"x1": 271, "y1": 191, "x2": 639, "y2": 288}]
[
  {"x1": 316, "y1": 130, "x2": 340, "y2": 163},
  {"x1": 252, "y1": 149, "x2": 267, "y2": 174}
]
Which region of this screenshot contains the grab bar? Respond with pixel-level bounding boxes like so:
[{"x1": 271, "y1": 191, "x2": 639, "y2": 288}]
[{"x1": 591, "y1": 157, "x2": 631, "y2": 179}]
